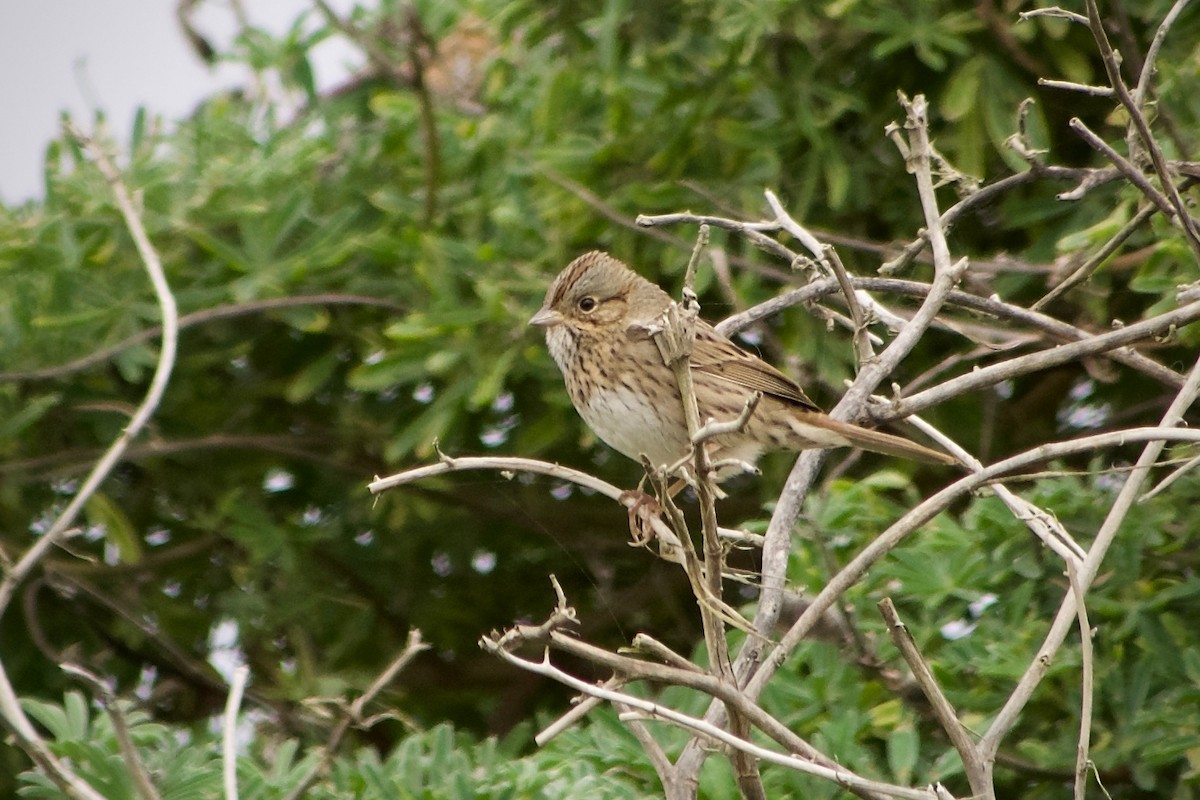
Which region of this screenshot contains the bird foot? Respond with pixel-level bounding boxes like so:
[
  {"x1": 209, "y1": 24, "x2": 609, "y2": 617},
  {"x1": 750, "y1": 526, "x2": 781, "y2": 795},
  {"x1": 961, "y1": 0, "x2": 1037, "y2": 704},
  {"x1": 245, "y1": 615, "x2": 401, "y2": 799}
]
[{"x1": 619, "y1": 490, "x2": 662, "y2": 546}]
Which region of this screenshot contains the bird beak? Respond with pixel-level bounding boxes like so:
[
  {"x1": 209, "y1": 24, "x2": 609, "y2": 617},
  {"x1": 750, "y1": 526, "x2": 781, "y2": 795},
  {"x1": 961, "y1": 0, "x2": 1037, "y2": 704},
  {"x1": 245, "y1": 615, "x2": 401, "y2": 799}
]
[{"x1": 528, "y1": 307, "x2": 562, "y2": 328}]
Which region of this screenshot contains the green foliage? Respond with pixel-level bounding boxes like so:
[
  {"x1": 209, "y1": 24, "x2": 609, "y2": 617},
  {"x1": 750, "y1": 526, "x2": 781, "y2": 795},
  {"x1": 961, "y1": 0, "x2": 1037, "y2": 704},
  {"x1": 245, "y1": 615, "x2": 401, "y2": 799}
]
[
  {"x1": 3, "y1": 0, "x2": 1200, "y2": 797},
  {"x1": 12, "y1": 468, "x2": 1200, "y2": 796},
  {"x1": 777, "y1": 465, "x2": 1200, "y2": 797},
  {"x1": 17, "y1": 697, "x2": 649, "y2": 800},
  {"x1": 19, "y1": 691, "x2": 216, "y2": 799}
]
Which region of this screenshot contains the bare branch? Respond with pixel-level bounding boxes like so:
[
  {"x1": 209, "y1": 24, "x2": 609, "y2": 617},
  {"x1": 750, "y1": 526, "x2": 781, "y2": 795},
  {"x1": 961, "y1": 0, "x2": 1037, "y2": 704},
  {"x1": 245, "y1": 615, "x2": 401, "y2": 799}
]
[
  {"x1": 900, "y1": 413, "x2": 1087, "y2": 565},
  {"x1": 1032, "y1": 201, "x2": 1162, "y2": 310},
  {"x1": 1081, "y1": 0, "x2": 1200, "y2": 257},
  {"x1": 536, "y1": 690, "x2": 609, "y2": 746},
  {"x1": 487, "y1": 645, "x2": 942, "y2": 800},
  {"x1": 0, "y1": 294, "x2": 401, "y2": 384},
  {"x1": 745, "y1": 424, "x2": 1200, "y2": 709},
  {"x1": 878, "y1": 599, "x2": 988, "y2": 796},
  {"x1": 1038, "y1": 79, "x2": 1115, "y2": 97},
  {"x1": 762, "y1": 189, "x2": 826, "y2": 259},
  {"x1": 1066, "y1": 564, "x2": 1095, "y2": 800},
  {"x1": 1139, "y1": 451, "x2": 1200, "y2": 502},
  {"x1": 716, "y1": 276, "x2": 1185, "y2": 389},
  {"x1": 223, "y1": 665, "x2": 251, "y2": 800},
  {"x1": 1019, "y1": 7, "x2": 1089, "y2": 25},
  {"x1": 755, "y1": 93, "x2": 967, "y2": 633},
  {"x1": 692, "y1": 392, "x2": 762, "y2": 444},
  {"x1": 1132, "y1": 0, "x2": 1194, "y2": 110},
  {"x1": 370, "y1": 455, "x2": 684, "y2": 558},
  {"x1": 1069, "y1": 118, "x2": 1178, "y2": 217},
  {"x1": 0, "y1": 120, "x2": 179, "y2": 800},
  {"x1": 611, "y1": 694, "x2": 680, "y2": 792},
  {"x1": 61, "y1": 664, "x2": 162, "y2": 800},
  {"x1": 980, "y1": 350, "x2": 1200, "y2": 760},
  {"x1": 0, "y1": 123, "x2": 179, "y2": 619},
  {"x1": 637, "y1": 210, "x2": 800, "y2": 264},
  {"x1": 0, "y1": 666, "x2": 107, "y2": 800},
  {"x1": 282, "y1": 630, "x2": 430, "y2": 800},
  {"x1": 893, "y1": 299, "x2": 1200, "y2": 418},
  {"x1": 826, "y1": 244, "x2": 879, "y2": 365}
]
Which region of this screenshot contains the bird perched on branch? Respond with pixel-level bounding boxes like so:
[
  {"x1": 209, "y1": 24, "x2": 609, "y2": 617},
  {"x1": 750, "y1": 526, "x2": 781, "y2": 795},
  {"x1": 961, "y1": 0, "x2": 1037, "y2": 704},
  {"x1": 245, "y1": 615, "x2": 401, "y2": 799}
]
[{"x1": 530, "y1": 251, "x2": 954, "y2": 478}]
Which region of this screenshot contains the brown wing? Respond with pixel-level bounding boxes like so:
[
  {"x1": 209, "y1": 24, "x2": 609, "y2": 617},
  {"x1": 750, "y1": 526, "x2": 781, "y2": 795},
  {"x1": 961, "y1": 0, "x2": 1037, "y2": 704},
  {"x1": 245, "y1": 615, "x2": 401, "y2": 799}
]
[{"x1": 690, "y1": 321, "x2": 823, "y2": 413}]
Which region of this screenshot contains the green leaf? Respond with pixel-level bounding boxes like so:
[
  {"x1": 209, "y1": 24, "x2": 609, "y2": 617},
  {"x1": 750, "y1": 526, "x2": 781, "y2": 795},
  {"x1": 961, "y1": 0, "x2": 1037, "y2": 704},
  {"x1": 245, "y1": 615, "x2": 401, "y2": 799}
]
[
  {"x1": 284, "y1": 348, "x2": 341, "y2": 403},
  {"x1": 0, "y1": 393, "x2": 60, "y2": 440},
  {"x1": 273, "y1": 306, "x2": 331, "y2": 334},
  {"x1": 1057, "y1": 204, "x2": 1132, "y2": 252},
  {"x1": 941, "y1": 57, "x2": 983, "y2": 121},
  {"x1": 20, "y1": 697, "x2": 76, "y2": 742},
  {"x1": 887, "y1": 723, "x2": 920, "y2": 783},
  {"x1": 467, "y1": 347, "x2": 515, "y2": 410},
  {"x1": 823, "y1": 153, "x2": 850, "y2": 210},
  {"x1": 86, "y1": 491, "x2": 143, "y2": 564},
  {"x1": 348, "y1": 351, "x2": 433, "y2": 392}
]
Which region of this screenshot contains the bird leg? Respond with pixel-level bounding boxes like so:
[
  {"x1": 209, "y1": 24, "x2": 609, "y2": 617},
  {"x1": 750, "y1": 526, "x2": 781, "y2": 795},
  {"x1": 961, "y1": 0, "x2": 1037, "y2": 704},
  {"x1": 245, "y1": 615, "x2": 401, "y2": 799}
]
[{"x1": 619, "y1": 488, "x2": 662, "y2": 547}]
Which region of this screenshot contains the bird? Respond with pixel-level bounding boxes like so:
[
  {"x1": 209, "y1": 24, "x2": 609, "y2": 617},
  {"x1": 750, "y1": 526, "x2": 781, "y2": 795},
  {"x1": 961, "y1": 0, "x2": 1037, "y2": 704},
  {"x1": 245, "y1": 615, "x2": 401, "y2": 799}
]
[{"x1": 529, "y1": 251, "x2": 955, "y2": 478}]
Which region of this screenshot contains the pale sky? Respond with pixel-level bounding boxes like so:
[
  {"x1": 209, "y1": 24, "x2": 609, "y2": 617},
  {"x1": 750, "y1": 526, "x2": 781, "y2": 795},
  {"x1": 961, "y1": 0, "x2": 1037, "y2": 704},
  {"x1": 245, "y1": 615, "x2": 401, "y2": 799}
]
[{"x1": 0, "y1": 0, "x2": 358, "y2": 203}]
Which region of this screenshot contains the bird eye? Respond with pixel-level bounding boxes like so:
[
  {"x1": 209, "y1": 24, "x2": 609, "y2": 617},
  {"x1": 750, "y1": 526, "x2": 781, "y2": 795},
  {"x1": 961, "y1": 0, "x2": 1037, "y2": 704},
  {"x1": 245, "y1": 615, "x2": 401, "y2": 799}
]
[{"x1": 577, "y1": 296, "x2": 597, "y2": 312}]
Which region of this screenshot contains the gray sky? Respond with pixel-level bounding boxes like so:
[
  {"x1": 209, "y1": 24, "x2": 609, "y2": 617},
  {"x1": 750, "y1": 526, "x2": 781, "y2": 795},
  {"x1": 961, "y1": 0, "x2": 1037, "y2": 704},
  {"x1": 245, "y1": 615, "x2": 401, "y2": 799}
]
[{"x1": 0, "y1": 0, "x2": 357, "y2": 203}]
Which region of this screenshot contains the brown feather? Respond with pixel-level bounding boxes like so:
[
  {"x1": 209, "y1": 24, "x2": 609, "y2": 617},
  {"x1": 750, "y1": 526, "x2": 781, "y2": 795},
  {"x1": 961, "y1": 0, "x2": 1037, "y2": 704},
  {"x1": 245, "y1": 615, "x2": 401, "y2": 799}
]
[
  {"x1": 815, "y1": 416, "x2": 957, "y2": 465},
  {"x1": 690, "y1": 323, "x2": 822, "y2": 412},
  {"x1": 534, "y1": 251, "x2": 958, "y2": 470}
]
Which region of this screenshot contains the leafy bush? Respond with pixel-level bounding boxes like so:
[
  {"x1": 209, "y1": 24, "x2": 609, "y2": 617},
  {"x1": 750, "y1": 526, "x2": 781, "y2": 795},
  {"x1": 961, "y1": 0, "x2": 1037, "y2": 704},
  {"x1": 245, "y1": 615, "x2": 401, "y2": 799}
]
[{"x1": 3, "y1": 0, "x2": 1200, "y2": 797}]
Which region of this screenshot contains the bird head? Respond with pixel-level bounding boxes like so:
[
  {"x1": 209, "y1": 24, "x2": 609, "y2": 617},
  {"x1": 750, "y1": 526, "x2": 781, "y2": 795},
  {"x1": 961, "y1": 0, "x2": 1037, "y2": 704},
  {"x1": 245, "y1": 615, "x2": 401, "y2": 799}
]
[{"x1": 529, "y1": 251, "x2": 669, "y2": 335}]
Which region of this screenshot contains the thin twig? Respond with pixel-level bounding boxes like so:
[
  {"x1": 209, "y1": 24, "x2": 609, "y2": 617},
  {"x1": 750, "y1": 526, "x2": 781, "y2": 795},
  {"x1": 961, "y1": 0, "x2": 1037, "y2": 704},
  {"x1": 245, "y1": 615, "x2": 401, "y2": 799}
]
[
  {"x1": 0, "y1": 663, "x2": 107, "y2": 799},
  {"x1": 1139, "y1": 451, "x2": 1200, "y2": 502},
  {"x1": 536, "y1": 692, "x2": 608, "y2": 746},
  {"x1": 637, "y1": 211, "x2": 800, "y2": 264},
  {"x1": 680, "y1": 99, "x2": 971, "y2": 782},
  {"x1": 894, "y1": 299, "x2": 1200, "y2": 418},
  {"x1": 223, "y1": 665, "x2": 250, "y2": 800},
  {"x1": 541, "y1": 169, "x2": 793, "y2": 283},
  {"x1": 0, "y1": 294, "x2": 401, "y2": 383},
  {"x1": 484, "y1": 597, "x2": 868, "y2": 791},
  {"x1": 765, "y1": 188, "x2": 898, "y2": 340},
  {"x1": 692, "y1": 392, "x2": 762, "y2": 443},
  {"x1": 282, "y1": 630, "x2": 429, "y2": 800},
  {"x1": 1081, "y1": 0, "x2": 1200, "y2": 257},
  {"x1": 61, "y1": 664, "x2": 161, "y2": 800},
  {"x1": 485, "y1": 646, "x2": 940, "y2": 800},
  {"x1": 659, "y1": 227, "x2": 764, "y2": 795},
  {"x1": 632, "y1": 633, "x2": 706, "y2": 672},
  {"x1": 1065, "y1": 563, "x2": 1095, "y2": 800},
  {"x1": 0, "y1": 121, "x2": 178, "y2": 800},
  {"x1": 878, "y1": 600, "x2": 987, "y2": 792},
  {"x1": 405, "y1": 7, "x2": 442, "y2": 226},
  {"x1": 776, "y1": 94, "x2": 975, "y2": 632},
  {"x1": 1038, "y1": 79, "x2": 1115, "y2": 97},
  {"x1": 0, "y1": 124, "x2": 179, "y2": 617},
  {"x1": 743, "y1": 423, "x2": 1200, "y2": 692},
  {"x1": 762, "y1": 189, "x2": 825, "y2": 258},
  {"x1": 1019, "y1": 7, "x2": 1088, "y2": 23},
  {"x1": 979, "y1": 350, "x2": 1200, "y2": 761},
  {"x1": 715, "y1": 276, "x2": 1185, "y2": 389},
  {"x1": 906, "y1": 414, "x2": 1087, "y2": 563},
  {"x1": 826, "y1": 245, "x2": 877, "y2": 365},
  {"x1": 1132, "y1": 0, "x2": 1193, "y2": 110},
  {"x1": 369, "y1": 455, "x2": 687, "y2": 556},
  {"x1": 1069, "y1": 118, "x2": 1177, "y2": 218},
  {"x1": 612, "y1": 696, "x2": 680, "y2": 791},
  {"x1": 1032, "y1": 201, "x2": 1161, "y2": 310}
]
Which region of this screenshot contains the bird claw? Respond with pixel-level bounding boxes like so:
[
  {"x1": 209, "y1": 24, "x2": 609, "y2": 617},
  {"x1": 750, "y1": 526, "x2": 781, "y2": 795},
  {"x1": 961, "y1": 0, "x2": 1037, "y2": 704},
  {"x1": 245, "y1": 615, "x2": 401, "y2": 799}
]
[{"x1": 619, "y1": 490, "x2": 662, "y2": 546}]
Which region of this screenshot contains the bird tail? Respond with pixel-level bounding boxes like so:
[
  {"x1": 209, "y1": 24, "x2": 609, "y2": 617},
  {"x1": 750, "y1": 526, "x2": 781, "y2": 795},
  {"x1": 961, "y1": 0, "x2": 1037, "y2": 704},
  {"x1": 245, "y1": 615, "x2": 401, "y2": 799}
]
[{"x1": 810, "y1": 417, "x2": 958, "y2": 466}]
